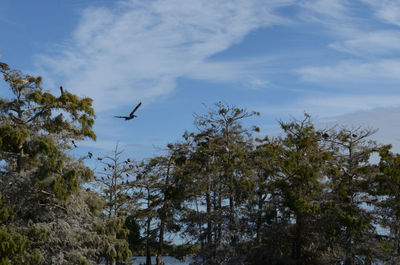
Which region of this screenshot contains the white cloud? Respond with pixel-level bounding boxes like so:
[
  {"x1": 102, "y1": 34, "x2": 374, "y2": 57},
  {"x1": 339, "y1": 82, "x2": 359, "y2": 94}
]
[
  {"x1": 34, "y1": 0, "x2": 293, "y2": 112},
  {"x1": 299, "y1": 0, "x2": 350, "y2": 21},
  {"x1": 258, "y1": 93, "x2": 400, "y2": 120},
  {"x1": 298, "y1": 1, "x2": 400, "y2": 57},
  {"x1": 297, "y1": 59, "x2": 400, "y2": 84},
  {"x1": 329, "y1": 30, "x2": 400, "y2": 56},
  {"x1": 297, "y1": 0, "x2": 362, "y2": 39},
  {"x1": 362, "y1": 0, "x2": 400, "y2": 27}
]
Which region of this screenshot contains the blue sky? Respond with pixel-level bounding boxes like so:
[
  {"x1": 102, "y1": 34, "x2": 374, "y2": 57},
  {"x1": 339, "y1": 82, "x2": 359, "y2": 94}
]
[{"x1": 2, "y1": 0, "x2": 400, "y2": 159}]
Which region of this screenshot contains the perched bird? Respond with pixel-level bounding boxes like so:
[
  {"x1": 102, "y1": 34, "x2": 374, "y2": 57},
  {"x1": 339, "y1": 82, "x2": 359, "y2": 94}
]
[
  {"x1": 71, "y1": 140, "x2": 77, "y2": 148},
  {"x1": 88, "y1": 152, "x2": 93, "y2": 159},
  {"x1": 352, "y1": 134, "x2": 357, "y2": 138},
  {"x1": 115, "y1": 102, "x2": 142, "y2": 120},
  {"x1": 60, "y1": 86, "x2": 64, "y2": 96},
  {"x1": 322, "y1": 133, "x2": 329, "y2": 139}
]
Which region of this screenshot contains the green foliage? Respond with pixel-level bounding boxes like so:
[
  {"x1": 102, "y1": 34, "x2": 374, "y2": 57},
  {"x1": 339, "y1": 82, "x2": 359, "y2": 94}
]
[
  {"x1": 125, "y1": 215, "x2": 141, "y2": 252},
  {"x1": 0, "y1": 62, "x2": 128, "y2": 265},
  {"x1": 94, "y1": 216, "x2": 132, "y2": 263},
  {"x1": 4, "y1": 60, "x2": 400, "y2": 265}
]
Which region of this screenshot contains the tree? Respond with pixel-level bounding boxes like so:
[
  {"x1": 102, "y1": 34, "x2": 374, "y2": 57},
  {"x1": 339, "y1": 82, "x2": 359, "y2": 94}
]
[
  {"x1": 322, "y1": 127, "x2": 381, "y2": 265},
  {"x1": 0, "y1": 192, "x2": 42, "y2": 265},
  {"x1": 183, "y1": 102, "x2": 258, "y2": 264},
  {"x1": 94, "y1": 144, "x2": 135, "y2": 217},
  {"x1": 272, "y1": 115, "x2": 332, "y2": 264},
  {"x1": 0, "y1": 62, "x2": 128, "y2": 264},
  {"x1": 125, "y1": 214, "x2": 142, "y2": 253},
  {"x1": 372, "y1": 145, "x2": 400, "y2": 264},
  {"x1": 244, "y1": 136, "x2": 285, "y2": 264},
  {"x1": 152, "y1": 143, "x2": 188, "y2": 265},
  {"x1": 92, "y1": 144, "x2": 135, "y2": 265}
]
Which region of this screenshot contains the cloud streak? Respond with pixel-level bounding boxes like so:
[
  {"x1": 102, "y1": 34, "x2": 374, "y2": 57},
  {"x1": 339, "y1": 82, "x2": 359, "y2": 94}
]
[
  {"x1": 297, "y1": 59, "x2": 400, "y2": 85},
  {"x1": 35, "y1": 0, "x2": 293, "y2": 112},
  {"x1": 362, "y1": 0, "x2": 400, "y2": 26}
]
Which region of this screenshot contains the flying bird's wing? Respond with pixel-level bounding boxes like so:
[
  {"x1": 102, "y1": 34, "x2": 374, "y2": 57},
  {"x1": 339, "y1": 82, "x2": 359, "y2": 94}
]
[
  {"x1": 114, "y1": 115, "x2": 127, "y2": 119},
  {"x1": 129, "y1": 102, "x2": 142, "y2": 117}
]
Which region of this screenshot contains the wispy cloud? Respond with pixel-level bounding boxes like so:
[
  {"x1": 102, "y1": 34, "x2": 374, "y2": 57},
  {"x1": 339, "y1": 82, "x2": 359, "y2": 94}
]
[
  {"x1": 362, "y1": 0, "x2": 400, "y2": 26},
  {"x1": 297, "y1": 59, "x2": 400, "y2": 84},
  {"x1": 34, "y1": 0, "x2": 293, "y2": 112},
  {"x1": 297, "y1": 0, "x2": 361, "y2": 38},
  {"x1": 258, "y1": 93, "x2": 400, "y2": 118},
  {"x1": 26, "y1": 0, "x2": 400, "y2": 155},
  {"x1": 299, "y1": 0, "x2": 351, "y2": 22},
  {"x1": 329, "y1": 30, "x2": 400, "y2": 57}
]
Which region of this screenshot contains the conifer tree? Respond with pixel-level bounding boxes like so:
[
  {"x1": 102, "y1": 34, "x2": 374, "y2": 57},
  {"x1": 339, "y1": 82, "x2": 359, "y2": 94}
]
[
  {"x1": 0, "y1": 62, "x2": 129, "y2": 264},
  {"x1": 184, "y1": 102, "x2": 257, "y2": 264},
  {"x1": 322, "y1": 127, "x2": 380, "y2": 265},
  {"x1": 373, "y1": 145, "x2": 400, "y2": 264},
  {"x1": 274, "y1": 115, "x2": 332, "y2": 264}
]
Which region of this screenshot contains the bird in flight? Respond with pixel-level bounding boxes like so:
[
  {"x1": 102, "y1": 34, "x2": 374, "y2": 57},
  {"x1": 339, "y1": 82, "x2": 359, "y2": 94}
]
[{"x1": 115, "y1": 102, "x2": 142, "y2": 120}]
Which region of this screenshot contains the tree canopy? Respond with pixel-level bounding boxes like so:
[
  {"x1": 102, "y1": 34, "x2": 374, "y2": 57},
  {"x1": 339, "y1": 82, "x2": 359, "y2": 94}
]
[{"x1": 1, "y1": 62, "x2": 400, "y2": 265}]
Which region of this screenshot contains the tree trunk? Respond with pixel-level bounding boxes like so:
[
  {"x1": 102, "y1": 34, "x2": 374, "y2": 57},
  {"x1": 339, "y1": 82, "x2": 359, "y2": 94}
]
[
  {"x1": 206, "y1": 182, "x2": 212, "y2": 245},
  {"x1": 156, "y1": 214, "x2": 165, "y2": 265},
  {"x1": 256, "y1": 193, "x2": 263, "y2": 246},
  {"x1": 146, "y1": 216, "x2": 152, "y2": 265},
  {"x1": 344, "y1": 227, "x2": 353, "y2": 265},
  {"x1": 146, "y1": 188, "x2": 152, "y2": 265}
]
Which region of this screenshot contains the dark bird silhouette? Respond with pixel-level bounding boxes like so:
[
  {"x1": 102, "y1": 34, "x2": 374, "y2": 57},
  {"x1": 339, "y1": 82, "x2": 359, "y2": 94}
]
[
  {"x1": 352, "y1": 134, "x2": 357, "y2": 138},
  {"x1": 71, "y1": 140, "x2": 77, "y2": 148},
  {"x1": 60, "y1": 86, "x2": 64, "y2": 96},
  {"x1": 88, "y1": 152, "x2": 93, "y2": 159},
  {"x1": 322, "y1": 133, "x2": 329, "y2": 139},
  {"x1": 115, "y1": 102, "x2": 142, "y2": 120},
  {"x1": 97, "y1": 157, "x2": 103, "y2": 161}
]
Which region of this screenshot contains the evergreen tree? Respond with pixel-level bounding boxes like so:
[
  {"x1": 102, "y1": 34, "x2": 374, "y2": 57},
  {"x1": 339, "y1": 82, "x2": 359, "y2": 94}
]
[
  {"x1": 274, "y1": 115, "x2": 332, "y2": 264},
  {"x1": 184, "y1": 102, "x2": 257, "y2": 264},
  {"x1": 0, "y1": 63, "x2": 128, "y2": 264},
  {"x1": 373, "y1": 145, "x2": 400, "y2": 264},
  {"x1": 245, "y1": 136, "x2": 286, "y2": 264},
  {"x1": 322, "y1": 127, "x2": 380, "y2": 265}
]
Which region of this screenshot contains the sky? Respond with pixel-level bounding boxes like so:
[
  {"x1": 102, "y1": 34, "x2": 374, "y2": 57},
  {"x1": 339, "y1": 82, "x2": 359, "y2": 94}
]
[{"x1": 2, "y1": 0, "x2": 400, "y2": 160}]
